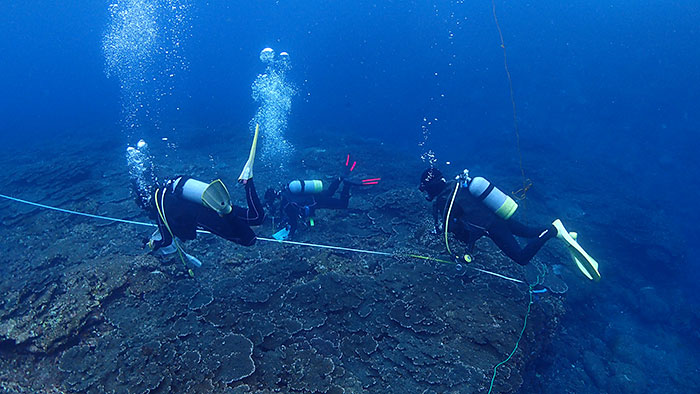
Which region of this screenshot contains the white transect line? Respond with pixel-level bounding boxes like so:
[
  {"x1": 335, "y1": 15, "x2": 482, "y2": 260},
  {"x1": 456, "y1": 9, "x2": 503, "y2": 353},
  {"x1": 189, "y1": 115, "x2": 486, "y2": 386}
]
[
  {"x1": 0, "y1": 192, "x2": 393, "y2": 256},
  {"x1": 0, "y1": 193, "x2": 156, "y2": 227},
  {"x1": 470, "y1": 267, "x2": 524, "y2": 283},
  {"x1": 256, "y1": 237, "x2": 393, "y2": 256},
  {"x1": 0, "y1": 192, "x2": 524, "y2": 284}
]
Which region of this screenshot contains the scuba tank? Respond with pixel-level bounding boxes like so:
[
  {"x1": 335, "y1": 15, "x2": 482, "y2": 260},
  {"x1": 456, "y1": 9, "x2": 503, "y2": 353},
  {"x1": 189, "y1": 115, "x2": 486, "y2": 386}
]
[
  {"x1": 288, "y1": 180, "x2": 323, "y2": 194},
  {"x1": 459, "y1": 170, "x2": 518, "y2": 220},
  {"x1": 174, "y1": 177, "x2": 233, "y2": 216},
  {"x1": 286, "y1": 180, "x2": 322, "y2": 229}
]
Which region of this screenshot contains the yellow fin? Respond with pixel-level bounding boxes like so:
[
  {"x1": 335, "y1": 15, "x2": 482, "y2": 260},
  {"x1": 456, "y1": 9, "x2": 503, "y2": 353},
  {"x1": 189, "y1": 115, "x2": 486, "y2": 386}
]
[
  {"x1": 553, "y1": 220, "x2": 601, "y2": 282},
  {"x1": 238, "y1": 124, "x2": 259, "y2": 181}
]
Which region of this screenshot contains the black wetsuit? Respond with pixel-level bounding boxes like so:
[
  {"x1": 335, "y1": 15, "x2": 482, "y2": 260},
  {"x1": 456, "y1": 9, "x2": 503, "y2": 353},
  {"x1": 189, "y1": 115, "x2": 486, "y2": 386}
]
[
  {"x1": 279, "y1": 178, "x2": 350, "y2": 238},
  {"x1": 149, "y1": 176, "x2": 265, "y2": 249},
  {"x1": 433, "y1": 181, "x2": 555, "y2": 265}
]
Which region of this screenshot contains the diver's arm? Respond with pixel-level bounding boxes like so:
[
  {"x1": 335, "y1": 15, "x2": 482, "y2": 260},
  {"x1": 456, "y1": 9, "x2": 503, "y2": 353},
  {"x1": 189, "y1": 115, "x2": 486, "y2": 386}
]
[
  {"x1": 148, "y1": 219, "x2": 173, "y2": 252},
  {"x1": 432, "y1": 202, "x2": 442, "y2": 234},
  {"x1": 325, "y1": 177, "x2": 342, "y2": 197},
  {"x1": 438, "y1": 198, "x2": 475, "y2": 262},
  {"x1": 284, "y1": 204, "x2": 299, "y2": 238},
  {"x1": 146, "y1": 190, "x2": 172, "y2": 251}
]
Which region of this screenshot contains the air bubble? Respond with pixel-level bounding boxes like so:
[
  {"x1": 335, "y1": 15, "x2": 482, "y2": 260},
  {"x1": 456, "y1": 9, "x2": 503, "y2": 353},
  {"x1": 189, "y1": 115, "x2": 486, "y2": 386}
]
[{"x1": 251, "y1": 48, "x2": 296, "y2": 173}]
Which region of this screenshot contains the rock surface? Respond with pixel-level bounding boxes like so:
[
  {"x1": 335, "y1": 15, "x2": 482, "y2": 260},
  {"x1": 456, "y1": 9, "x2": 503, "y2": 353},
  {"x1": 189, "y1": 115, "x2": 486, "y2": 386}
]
[{"x1": 0, "y1": 132, "x2": 566, "y2": 393}]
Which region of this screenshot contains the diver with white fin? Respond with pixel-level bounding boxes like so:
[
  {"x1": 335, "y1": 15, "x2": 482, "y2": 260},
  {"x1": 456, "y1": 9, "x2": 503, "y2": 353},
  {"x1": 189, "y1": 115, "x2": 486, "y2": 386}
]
[
  {"x1": 127, "y1": 126, "x2": 265, "y2": 273},
  {"x1": 419, "y1": 167, "x2": 600, "y2": 281}
]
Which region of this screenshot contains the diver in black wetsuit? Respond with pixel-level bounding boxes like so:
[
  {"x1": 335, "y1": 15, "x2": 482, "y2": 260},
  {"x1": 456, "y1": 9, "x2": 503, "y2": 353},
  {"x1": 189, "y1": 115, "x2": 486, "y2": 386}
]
[
  {"x1": 146, "y1": 176, "x2": 265, "y2": 250},
  {"x1": 264, "y1": 177, "x2": 351, "y2": 240},
  {"x1": 419, "y1": 167, "x2": 557, "y2": 265},
  {"x1": 127, "y1": 130, "x2": 264, "y2": 269}
]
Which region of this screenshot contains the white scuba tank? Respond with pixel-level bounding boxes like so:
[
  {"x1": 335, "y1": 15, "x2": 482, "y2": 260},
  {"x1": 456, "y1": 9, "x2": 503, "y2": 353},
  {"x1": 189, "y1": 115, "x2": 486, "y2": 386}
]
[
  {"x1": 288, "y1": 180, "x2": 323, "y2": 194},
  {"x1": 175, "y1": 177, "x2": 233, "y2": 215},
  {"x1": 467, "y1": 176, "x2": 518, "y2": 220},
  {"x1": 179, "y1": 178, "x2": 209, "y2": 203}
]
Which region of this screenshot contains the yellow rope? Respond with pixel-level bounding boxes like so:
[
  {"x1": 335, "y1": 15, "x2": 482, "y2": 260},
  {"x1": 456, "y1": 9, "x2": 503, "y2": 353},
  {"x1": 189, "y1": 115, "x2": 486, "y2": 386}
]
[{"x1": 491, "y1": 0, "x2": 530, "y2": 203}]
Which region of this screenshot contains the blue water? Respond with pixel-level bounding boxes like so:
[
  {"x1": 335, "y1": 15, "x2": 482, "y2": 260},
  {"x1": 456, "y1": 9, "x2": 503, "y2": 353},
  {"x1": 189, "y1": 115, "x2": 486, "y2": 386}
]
[{"x1": 1, "y1": 0, "x2": 699, "y2": 392}]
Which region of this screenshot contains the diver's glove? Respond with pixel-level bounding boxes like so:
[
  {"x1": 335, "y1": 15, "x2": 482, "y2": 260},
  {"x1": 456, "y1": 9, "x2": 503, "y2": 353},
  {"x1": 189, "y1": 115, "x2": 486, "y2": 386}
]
[{"x1": 145, "y1": 230, "x2": 164, "y2": 252}]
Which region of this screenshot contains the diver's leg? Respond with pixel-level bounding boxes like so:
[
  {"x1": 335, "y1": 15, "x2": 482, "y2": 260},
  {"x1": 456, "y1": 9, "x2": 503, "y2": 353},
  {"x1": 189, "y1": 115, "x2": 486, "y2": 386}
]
[
  {"x1": 508, "y1": 219, "x2": 557, "y2": 254},
  {"x1": 317, "y1": 182, "x2": 350, "y2": 210},
  {"x1": 488, "y1": 220, "x2": 556, "y2": 265},
  {"x1": 488, "y1": 220, "x2": 528, "y2": 265},
  {"x1": 217, "y1": 223, "x2": 257, "y2": 246},
  {"x1": 339, "y1": 182, "x2": 350, "y2": 207},
  {"x1": 223, "y1": 225, "x2": 256, "y2": 246},
  {"x1": 490, "y1": 219, "x2": 557, "y2": 265},
  {"x1": 316, "y1": 197, "x2": 346, "y2": 210},
  {"x1": 324, "y1": 178, "x2": 342, "y2": 198},
  {"x1": 506, "y1": 218, "x2": 549, "y2": 238},
  {"x1": 284, "y1": 203, "x2": 300, "y2": 238},
  {"x1": 518, "y1": 230, "x2": 556, "y2": 263},
  {"x1": 231, "y1": 179, "x2": 265, "y2": 226},
  {"x1": 197, "y1": 208, "x2": 257, "y2": 246}
]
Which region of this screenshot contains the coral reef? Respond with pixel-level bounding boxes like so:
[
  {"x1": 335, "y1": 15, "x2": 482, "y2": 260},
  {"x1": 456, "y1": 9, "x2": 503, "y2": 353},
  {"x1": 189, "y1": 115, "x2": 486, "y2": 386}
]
[{"x1": 0, "y1": 133, "x2": 571, "y2": 393}]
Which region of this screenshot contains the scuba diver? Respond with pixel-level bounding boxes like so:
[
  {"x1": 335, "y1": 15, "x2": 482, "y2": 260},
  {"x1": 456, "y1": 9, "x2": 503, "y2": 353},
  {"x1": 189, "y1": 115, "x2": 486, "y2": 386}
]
[
  {"x1": 419, "y1": 167, "x2": 600, "y2": 281},
  {"x1": 126, "y1": 126, "x2": 264, "y2": 273},
  {"x1": 264, "y1": 177, "x2": 349, "y2": 240},
  {"x1": 264, "y1": 154, "x2": 379, "y2": 240}
]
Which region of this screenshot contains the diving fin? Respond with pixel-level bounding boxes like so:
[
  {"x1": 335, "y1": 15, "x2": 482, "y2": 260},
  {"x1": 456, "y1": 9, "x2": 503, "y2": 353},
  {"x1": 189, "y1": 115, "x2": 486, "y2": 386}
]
[
  {"x1": 567, "y1": 232, "x2": 591, "y2": 280},
  {"x1": 201, "y1": 179, "x2": 232, "y2": 216},
  {"x1": 238, "y1": 123, "x2": 260, "y2": 182},
  {"x1": 272, "y1": 226, "x2": 290, "y2": 241},
  {"x1": 553, "y1": 219, "x2": 601, "y2": 282}
]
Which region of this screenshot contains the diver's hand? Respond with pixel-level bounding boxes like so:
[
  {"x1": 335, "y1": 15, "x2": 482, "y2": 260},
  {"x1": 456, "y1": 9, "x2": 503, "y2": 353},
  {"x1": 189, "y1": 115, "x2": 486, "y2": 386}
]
[{"x1": 143, "y1": 237, "x2": 162, "y2": 252}]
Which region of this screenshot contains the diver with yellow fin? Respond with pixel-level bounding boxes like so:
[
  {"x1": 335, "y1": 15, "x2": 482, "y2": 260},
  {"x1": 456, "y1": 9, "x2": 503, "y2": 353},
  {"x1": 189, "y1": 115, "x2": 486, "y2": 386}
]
[
  {"x1": 553, "y1": 222, "x2": 601, "y2": 281},
  {"x1": 127, "y1": 126, "x2": 265, "y2": 272},
  {"x1": 419, "y1": 167, "x2": 600, "y2": 281}
]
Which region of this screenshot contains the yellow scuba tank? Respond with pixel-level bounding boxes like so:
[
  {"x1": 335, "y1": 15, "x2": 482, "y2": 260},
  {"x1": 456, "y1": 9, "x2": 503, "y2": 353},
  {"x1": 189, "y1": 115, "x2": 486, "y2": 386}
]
[
  {"x1": 466, "y1": 175, "x2": 518, "y2": 220},
  {"x1": 288, "y1": 180, "x2": 323, "y2": 194}
]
